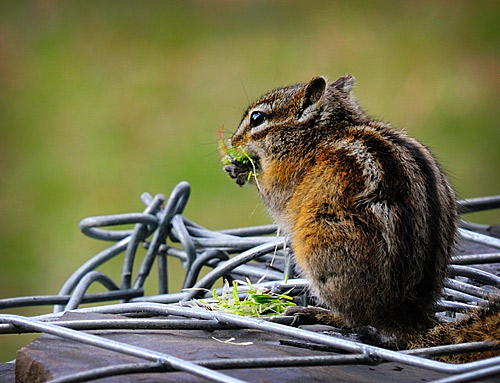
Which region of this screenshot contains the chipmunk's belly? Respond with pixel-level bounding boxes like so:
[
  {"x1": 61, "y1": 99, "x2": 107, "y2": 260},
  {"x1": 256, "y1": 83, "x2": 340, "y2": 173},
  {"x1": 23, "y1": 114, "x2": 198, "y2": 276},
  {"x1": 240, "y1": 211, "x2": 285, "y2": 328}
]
[
  {"x1": 300, "y1": 243, "x2": 385, "y2": 324},
  {"x1": 289, "y1": 203, "x2": 398, "y2": 328}
]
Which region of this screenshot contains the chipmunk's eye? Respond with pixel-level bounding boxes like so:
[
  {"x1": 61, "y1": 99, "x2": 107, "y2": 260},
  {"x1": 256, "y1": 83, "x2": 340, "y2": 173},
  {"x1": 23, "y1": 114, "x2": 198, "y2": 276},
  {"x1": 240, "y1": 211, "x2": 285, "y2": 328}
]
[{"x1": 249, "y1": 111, "x2": 267, "y2": 128}]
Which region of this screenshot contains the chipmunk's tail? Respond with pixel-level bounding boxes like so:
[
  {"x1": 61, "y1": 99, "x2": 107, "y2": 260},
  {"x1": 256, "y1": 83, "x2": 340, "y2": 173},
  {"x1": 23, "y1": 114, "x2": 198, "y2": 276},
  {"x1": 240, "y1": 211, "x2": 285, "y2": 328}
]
[{"x1": 406, "y1": 303, "x2": 500, "y2": 363}]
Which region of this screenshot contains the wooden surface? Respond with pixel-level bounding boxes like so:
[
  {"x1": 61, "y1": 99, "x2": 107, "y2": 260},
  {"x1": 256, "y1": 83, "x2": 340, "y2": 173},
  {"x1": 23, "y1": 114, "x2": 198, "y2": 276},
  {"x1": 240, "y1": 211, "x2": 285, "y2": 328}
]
[{"x1": 9, "y1": 312, "x2": 479, "y2": 383}]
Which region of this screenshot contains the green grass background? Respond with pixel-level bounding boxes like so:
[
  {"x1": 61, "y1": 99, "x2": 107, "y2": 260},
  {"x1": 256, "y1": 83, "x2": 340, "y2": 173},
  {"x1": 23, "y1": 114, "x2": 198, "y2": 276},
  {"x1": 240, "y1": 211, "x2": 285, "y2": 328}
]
[{"x1": 0, "y1": 0, "x2": 498, "y2": 361}]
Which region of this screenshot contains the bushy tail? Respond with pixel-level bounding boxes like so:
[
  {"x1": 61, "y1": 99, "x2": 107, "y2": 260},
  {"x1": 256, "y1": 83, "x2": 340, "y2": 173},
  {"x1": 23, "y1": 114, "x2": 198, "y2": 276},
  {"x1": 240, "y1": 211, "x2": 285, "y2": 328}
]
[
  {"x1": 285, "y1": 304, "x2": 500, "y2": 362},
  {"x1": 407, "y1": 304, "x2": 500, "y2": 363}
]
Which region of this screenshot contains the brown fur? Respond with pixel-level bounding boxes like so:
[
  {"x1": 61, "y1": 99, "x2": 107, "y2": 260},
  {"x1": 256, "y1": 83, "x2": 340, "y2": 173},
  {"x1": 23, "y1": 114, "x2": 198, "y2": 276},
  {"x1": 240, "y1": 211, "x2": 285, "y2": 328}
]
[
  {"x1": 407, "y1": 306, "x2": 500, "y2": 362},
  {"x1": 224, "y1": 75, "x2": 496, "y2": 360}
]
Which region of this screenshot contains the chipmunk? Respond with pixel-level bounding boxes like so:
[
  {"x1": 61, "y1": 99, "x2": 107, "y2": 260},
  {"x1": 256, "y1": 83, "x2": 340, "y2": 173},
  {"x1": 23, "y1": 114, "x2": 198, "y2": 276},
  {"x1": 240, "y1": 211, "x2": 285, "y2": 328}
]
[{"x1": 223, "y1": 75, "x2": 499, "y2": 359}]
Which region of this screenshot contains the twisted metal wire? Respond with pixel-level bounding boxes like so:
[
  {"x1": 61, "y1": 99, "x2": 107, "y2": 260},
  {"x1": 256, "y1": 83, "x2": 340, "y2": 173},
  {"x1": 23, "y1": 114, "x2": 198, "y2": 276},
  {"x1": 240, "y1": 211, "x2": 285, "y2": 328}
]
[{"x1": 1, "y1": 181, "x2": 499, "y2": 383}]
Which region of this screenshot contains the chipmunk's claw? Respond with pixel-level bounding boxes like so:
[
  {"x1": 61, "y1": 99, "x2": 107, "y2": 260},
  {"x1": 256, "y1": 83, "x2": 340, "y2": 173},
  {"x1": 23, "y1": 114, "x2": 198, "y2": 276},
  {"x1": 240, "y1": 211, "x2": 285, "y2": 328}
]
[
  {"x1": 224, "y1": 162, "x2": 252, "y2": 186},
  {"x1": 285, "y1": 306, "x2": 319, "y2": 327},
  {"x1": 284, "y1": 306, "x2": 346, "y2": 328}
]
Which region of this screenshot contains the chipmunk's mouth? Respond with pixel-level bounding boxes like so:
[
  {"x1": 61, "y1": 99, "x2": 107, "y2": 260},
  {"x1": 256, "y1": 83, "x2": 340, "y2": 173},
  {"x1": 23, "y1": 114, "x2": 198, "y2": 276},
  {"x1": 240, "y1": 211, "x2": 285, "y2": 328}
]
[
  {"x1": 228, "y1": 151, "x2": 260, "y2": 171},
  {"x1": 222, "y1": 148, "x2": 261, "y2": 186}
]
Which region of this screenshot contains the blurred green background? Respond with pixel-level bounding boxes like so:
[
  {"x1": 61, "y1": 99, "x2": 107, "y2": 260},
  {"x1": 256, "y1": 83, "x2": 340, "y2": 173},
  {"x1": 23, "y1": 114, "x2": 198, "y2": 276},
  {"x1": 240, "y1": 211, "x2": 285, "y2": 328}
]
[{"x1": 0, "y1": 0, "x2": 498, "y2": 361}]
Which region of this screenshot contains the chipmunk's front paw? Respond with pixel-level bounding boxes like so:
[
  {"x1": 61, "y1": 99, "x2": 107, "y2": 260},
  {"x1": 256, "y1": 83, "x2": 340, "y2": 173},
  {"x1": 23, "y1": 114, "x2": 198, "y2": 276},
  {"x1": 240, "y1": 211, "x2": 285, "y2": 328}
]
[
  {"x1": 224, "y1": 160, "x2": 253, "y2": 186},
  {"x1": 284, "y1": 306, "x2": 346, "y2": 328}
]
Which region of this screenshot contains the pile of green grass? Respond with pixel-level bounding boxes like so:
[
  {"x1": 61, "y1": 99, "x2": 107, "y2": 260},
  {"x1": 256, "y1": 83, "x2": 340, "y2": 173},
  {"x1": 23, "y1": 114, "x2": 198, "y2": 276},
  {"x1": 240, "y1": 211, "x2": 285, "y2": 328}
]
[{"x1": 201, "y1": 279, "x2": 295, "y2": 317}]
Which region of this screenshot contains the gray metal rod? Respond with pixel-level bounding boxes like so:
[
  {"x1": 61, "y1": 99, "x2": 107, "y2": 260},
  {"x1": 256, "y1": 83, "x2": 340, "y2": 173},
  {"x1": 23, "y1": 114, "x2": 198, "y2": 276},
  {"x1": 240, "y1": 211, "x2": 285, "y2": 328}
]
[
  {"x1": 47, "y1": 354, "x2": 373, "y2": 383},
  {"x1": 0, "y1": 314, "x2": 247, "y2": 383},
  {"x1": 458, "y1": 228, "x2": 500, "y2": 249},
  {"x1": 64, "y1": 271, "x2": 119, "y2": 311},
  {"x1": 54, "y1": 237, "x2": 130, "y2": 313},
  {"x1": 64, "y1": 303, "x2": 500, "y2": 375}
]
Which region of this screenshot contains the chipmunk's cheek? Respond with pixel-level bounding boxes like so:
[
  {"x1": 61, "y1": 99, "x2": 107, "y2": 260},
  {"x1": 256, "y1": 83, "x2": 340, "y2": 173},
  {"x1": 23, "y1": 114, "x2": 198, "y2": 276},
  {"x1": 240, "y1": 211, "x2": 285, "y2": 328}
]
[{"x1": 243, "y1": 142, "x2": 259, "y2": 159}]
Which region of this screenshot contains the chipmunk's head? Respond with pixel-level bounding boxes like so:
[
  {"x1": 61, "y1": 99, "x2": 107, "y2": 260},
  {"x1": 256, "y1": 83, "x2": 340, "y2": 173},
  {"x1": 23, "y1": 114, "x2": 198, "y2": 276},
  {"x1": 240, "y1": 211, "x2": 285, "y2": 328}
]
[{"x1": 230, "y1": 75, "x2": 361, "y2": 160}]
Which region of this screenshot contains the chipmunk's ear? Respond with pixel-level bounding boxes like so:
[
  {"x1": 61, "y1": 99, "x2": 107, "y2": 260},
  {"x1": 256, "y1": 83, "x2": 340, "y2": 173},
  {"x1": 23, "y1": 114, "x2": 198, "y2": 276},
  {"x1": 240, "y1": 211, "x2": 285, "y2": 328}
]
[
  {"x1": 332, "y1": 75, "x2": 355, "y2": 93},
  {"x1": 304, "y1": 76, "x2": 327, "y2": 104},
  {"x1": 297, "y1": 76, "x2": 327, "y2": 119}
]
